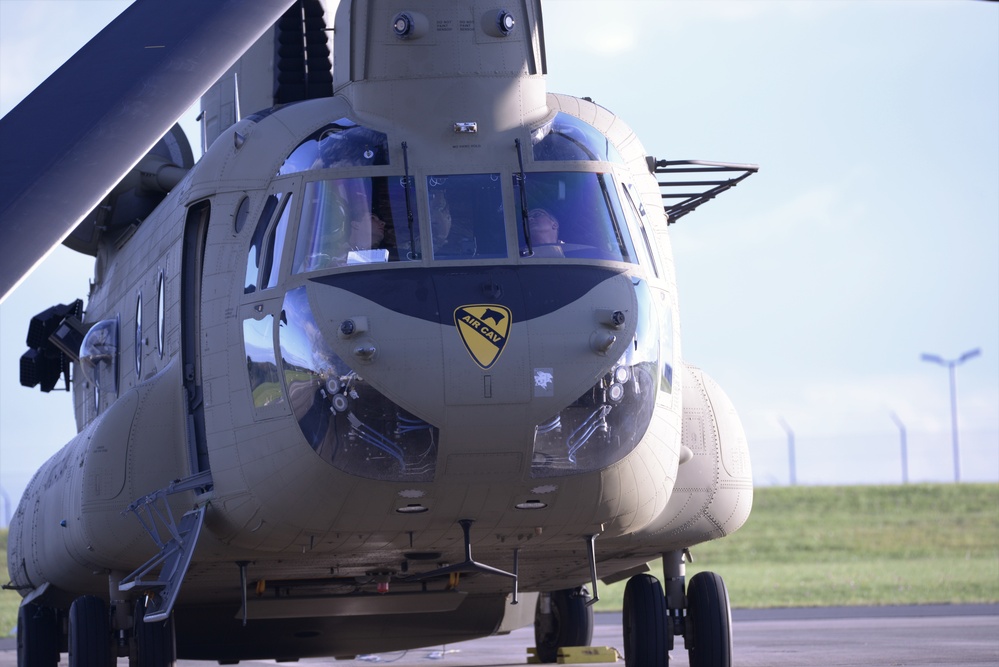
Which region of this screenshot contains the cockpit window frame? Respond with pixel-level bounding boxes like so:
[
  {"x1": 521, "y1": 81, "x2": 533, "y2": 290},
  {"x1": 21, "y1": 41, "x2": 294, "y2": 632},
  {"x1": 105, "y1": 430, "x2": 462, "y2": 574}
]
[
  {"x1": 261, "y1": 189, "x2": 296, "y2": 291},
  {"x1": 620, "y1": 182, "x2": 661, "y2": 279},
  {"x1": 243, "y1": 176, "x2": 303, "y2": 295}
]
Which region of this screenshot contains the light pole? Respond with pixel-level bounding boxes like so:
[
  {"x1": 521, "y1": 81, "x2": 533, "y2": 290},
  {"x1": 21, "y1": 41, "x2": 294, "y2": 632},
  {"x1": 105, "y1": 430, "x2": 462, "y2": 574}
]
[
  {"x1": 0, "y1": 487, "x2": 9, "y2": 528},
  {"x1": 889, "y1": 412, "x2": 908, "y2": 484},
  {"x1": 778, "y1": 417, "x2": 796, "y2": 486},
  {"x1": 921, "y1": 348, "x2": 981, "y2": 483}
]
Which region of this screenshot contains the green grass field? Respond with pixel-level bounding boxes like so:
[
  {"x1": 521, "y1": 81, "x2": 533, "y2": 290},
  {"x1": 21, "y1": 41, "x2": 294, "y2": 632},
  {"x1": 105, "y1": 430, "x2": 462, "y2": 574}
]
[
  {"x1": 593, "y1": 483, "x2": 999, "y2": 611},
  {"x1": 0, "y1": 529, "x2": 12, "y2": 637},
  {"x1": 1, "y1": 483, "x2": 996, "y2": 635}
]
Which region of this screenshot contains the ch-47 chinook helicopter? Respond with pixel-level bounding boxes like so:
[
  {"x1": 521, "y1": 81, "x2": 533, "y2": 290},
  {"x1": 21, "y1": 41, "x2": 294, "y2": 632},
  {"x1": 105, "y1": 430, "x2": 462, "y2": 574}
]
[{"x1": 2, "y1": 0, "x2": 758, "y2": 665}]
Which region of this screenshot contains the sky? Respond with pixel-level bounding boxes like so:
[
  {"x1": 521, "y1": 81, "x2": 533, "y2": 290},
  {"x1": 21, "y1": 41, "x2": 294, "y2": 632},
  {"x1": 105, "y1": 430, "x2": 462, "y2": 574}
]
[{"x1": 0, "y1": 0, "x2": 997, "y2": 520}]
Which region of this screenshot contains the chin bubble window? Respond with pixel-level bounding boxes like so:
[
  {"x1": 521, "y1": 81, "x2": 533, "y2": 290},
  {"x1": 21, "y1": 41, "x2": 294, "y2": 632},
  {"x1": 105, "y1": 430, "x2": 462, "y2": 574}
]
[
  {"x1": 279, "y1": 287, "x2": 438, "y2": 481},
  {"x1": 531, "y1": 280, "x2": 660, "y2": 477}
]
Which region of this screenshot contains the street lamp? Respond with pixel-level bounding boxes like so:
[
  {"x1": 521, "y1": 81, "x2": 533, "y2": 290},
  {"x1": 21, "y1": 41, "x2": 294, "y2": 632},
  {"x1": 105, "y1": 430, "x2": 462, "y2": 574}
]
[
  {"x1": 921, "y1": 348, "x2": 981, "y2": 483},
  {"x1": 889, "y1": 412, "x2": 909, "y2": 484},
  {"x1": 778, "y1": 417, "x2": 797, "y2": 486},
  {"x1": 0, "y1": 486, "x2": 10, "y2": 528}
]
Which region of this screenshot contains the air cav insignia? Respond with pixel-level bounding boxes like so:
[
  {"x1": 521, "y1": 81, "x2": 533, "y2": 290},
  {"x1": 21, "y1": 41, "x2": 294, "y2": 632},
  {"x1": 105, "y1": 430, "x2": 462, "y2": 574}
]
[{"x1": 454, "y1": 304, "x2": 511, "y2": 369}]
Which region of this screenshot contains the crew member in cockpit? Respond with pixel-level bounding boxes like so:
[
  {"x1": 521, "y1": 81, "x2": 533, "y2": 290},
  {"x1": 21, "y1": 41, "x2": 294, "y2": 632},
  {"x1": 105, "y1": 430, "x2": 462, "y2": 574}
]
[
  {"x1": 429, "y1": 188, "x2": 476, "y2": 257},
  {"x1": 529, "y1": 208, "x2": 559, "y2": 243},
  {"x1": 526, "y1": 208, "x2": 564, "y2": 257},
  {"x1": 430, "y1": 189, "x2": 452, "y2": 252},
  {"x1": 342, "y1": 179, "x2": 394, "y2": 263},
  {"x1": 348, "y1": 212, "x2": 387, "y2": 251}
]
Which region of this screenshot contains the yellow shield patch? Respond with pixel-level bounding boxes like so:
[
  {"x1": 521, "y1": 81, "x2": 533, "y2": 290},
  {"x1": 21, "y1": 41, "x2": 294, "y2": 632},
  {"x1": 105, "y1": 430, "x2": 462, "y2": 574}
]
[{"x1": 453, "y1": 304, "x2": 511, "y2": 370}]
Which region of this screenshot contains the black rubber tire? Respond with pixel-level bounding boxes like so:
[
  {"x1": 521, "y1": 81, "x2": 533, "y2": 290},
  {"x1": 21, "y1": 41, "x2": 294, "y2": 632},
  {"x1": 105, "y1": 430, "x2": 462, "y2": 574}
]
[
  {"x1": 622, "y1": 574, "x2": 669, "y2": 667},
  {"x1": 533, "y1": 587, "x2": 594, "y2": 663},
  {"x1": 133, "y1": 600, "x2": 176, "y2": 667},
  {"x1": 68, "y1": 596, "x2": 113, "y2": 667},
  {"x1": 17, "y1": 603, "x2": 60, "y2": 667},
  {"x1": 686, "y1": 571, "x2": 732, "y2": 667}
]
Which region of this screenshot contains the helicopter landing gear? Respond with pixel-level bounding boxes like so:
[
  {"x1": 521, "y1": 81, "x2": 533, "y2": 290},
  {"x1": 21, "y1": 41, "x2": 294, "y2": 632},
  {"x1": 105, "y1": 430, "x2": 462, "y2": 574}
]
[
  {"x1": 622, "y1": 574, "x2": 669, "y2": 667},
  {"x1": 68, "y1": 595, "x2": 113, "y2": 667},
  {"x1": 620, "y1": 552, "x2": 733, "y2": 667},
  {"x1": 533, "y1": 587, "x2": 594, "y2": 663},
  {"x1": 131, "y1": 598, "x2": 176, "y2": 667},
  {"x1": 685, "y1": 571, "x2": 733, "y2": 667},
  {"x1": 16, "y1": 603, "x2": 60, "y2": 667}
]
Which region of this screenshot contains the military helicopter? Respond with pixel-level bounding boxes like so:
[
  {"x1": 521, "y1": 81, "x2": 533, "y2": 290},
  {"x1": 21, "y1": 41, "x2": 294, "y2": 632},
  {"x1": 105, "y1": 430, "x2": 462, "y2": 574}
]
[{"x1": 1, "y1": 0, "x2": 757, "y2": 665}]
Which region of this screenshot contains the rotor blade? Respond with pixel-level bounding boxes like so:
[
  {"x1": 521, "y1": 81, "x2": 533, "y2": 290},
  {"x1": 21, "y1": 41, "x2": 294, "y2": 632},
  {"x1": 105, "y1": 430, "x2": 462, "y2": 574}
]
[{"x1": 0, "y1": 0, "x2": 297, "y2": 303}]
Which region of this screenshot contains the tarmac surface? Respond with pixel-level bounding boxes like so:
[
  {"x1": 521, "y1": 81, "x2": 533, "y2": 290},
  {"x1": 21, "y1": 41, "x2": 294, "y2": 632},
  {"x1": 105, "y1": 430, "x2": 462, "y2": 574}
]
[{"x1": 0, "y1": 605, "x2": 996, "y2": 666}]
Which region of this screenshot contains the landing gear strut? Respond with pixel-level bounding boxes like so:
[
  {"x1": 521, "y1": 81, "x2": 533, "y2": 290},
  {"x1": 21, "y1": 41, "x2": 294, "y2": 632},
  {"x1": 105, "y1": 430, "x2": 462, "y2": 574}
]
[{"x1": 533, "y1": 587, "x2": 594, "y2": 663}]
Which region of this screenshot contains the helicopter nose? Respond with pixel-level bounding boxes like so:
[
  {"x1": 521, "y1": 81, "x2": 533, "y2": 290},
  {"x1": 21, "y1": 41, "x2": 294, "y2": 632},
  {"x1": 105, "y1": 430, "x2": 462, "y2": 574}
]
[{"x1": 298, "y1": 265, "x2": 644, "y2": 477}]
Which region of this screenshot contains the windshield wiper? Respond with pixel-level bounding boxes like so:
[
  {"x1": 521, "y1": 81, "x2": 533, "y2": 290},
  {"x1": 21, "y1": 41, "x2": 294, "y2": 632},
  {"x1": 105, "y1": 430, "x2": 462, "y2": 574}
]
[
  {"x1": 514, "y1": 138, "x2": 533, "y2": 256},
  {"x1": 401, "y1": 141, "x2": 419, "y2": 259}
]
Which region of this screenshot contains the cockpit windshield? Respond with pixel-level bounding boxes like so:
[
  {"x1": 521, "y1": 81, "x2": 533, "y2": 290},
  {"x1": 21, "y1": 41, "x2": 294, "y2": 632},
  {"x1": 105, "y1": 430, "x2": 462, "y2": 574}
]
[
  {"x1": 426, "y1": 174, "x2": 506, "y2": 260},
  {"x1": 515, "y1": 171, "x2": 638, "y2": 263},
  {"x1": 531, "y1": 113, "x2": 624, "y2": 163},
  {"x1": 292, "y1": 176, "x2": 417, "y2": 272},
  {"x1": 278, "y1": 119, "x2": 390, "y2": 176},
  {"x1": 264, "y1": 116, "x2": 645, "y2": 279}
]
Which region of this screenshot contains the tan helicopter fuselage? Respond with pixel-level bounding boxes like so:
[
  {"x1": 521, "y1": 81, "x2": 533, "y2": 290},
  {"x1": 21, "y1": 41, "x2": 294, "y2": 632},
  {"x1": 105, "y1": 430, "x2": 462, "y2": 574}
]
[{"x1": 8, "y1": 4, "x2": 751, "y2": 656}]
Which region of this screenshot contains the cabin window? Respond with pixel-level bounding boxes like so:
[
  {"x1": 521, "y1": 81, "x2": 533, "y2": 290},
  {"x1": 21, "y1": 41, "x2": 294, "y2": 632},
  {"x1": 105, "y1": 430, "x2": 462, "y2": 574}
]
[
  {"x1": 134, "y1": 292, "x2": 142, "y2": 377},
  {"x1": 427, "y1": 174, "x2": 506, "y2": 260},
  {"x1": 531, "y1": 113, "x2": 624, "y2": 163},
  {"x1": 157, "y1": 270, "x2": 165, "y2": 358},
  {"x1": 234, "y1": 196, "x2": 250, "y2": 234},
  {"x1": 80, "y1": 317, "x2": 119, "y2": 404},
  {"x1": 292, "y1": 176, "x2": 417, "y2": 272},
  {"x1": 514, "y1": 172, "x2": 637, "y2": 263},
  {"x1": 278, "y1": 119, "x2": 390, "y2": 175},
  {"x1": 243, "y1": 315, "x2": 284, "y2": 409}
]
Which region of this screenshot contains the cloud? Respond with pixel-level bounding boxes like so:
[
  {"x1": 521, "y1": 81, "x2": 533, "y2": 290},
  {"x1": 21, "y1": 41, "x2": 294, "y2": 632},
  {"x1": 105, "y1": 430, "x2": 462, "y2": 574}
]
[{"x1": 547, "y1": 2, "x2": 640, "y2": 56}]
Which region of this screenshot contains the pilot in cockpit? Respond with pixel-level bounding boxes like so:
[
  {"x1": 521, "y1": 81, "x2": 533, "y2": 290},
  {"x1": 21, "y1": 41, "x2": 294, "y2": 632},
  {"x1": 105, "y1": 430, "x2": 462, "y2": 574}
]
[
  {"x1": 342, "y1": 179, "x2": 394, "y2": 264},
  {"x1": 430, "y1": 189, "x2": 452, "y2": 253},
  {"x1": 347, "y1": 210, "x2": 387, "y2": 252},
  {"x1": 429, "y1": 187, "x2": 478, "y2": 258},
  {"x1": 526, "y1": 208, "x2": 564, "y2": 257}
]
